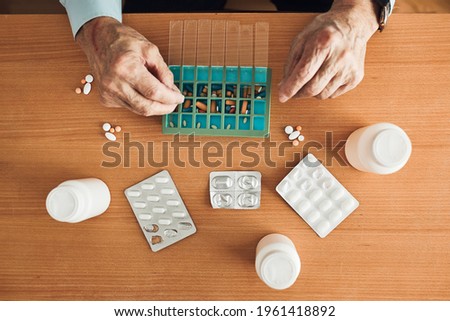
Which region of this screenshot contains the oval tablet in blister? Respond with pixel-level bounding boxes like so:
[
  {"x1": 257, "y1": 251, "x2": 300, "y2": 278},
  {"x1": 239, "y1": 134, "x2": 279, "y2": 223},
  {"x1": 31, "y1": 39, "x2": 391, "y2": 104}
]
[
  {"x1": 158, "y1": 218, "x2": 172, "y2": 225},
  {"x1": 161, "y1": 188, "x2": 174, "y2": 195},
  {"x1": 138, "y1": 214, "x2": 152, "y2": 220},
  {"x1": 166, "y1": 200, "x2": 180, "y2": 206},
  {"x1": 133, "y1": 201, "x2": 146, "y2": 209},
  {"x1": 152, "y1": 207, "x2": 166, "y2": 214},
  {"x1": 237, "y1": 193, "x2": 259, "y2": 208},
  {"x1": 147, "y1": 195, "x2": 160, "y2": 202},
  {"x1": 237, "y1": 175, "x2": 259, "y2": 190},
  {"x1": 341, "y1": 198, "x2": 355, "y2": 211},
  {"x1": 172, "y1": 211, "x2": 186, "y2": 218},
  {"x1": 212, "y1": 176, "x2": 234, "y2": 189},
  {"x1": 127, "y1": 190, "x2": 141, "y2": 197},
  {"x1": 155, "y1": 177, "x2": 169, "y2": 184},
  {"x1": 141, "y1": 183, "x2": 155, "y2": 190}
]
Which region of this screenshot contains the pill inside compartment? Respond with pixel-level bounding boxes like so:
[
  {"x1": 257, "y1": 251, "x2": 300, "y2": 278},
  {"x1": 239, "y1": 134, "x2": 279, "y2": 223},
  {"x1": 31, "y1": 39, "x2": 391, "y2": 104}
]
[
  {"x1": 237, "y1": 192, "x2": 259, "y2": 208},
  {"x1": 212, "y1": 176, "x2": 234, "y2": 190},
  {"x1": 212, "y1": 193, "x2": 233, "y2": 208},
  {"x1": 237, "y1": 175, "x2": 259, "y2": 190}
]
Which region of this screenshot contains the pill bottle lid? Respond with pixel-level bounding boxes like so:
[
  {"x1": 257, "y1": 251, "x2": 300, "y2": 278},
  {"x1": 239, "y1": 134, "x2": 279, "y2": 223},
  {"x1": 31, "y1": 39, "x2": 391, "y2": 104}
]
[
  {"x1": 46, "y1": 186, "x2": 82, "y2": 222},
  {"x1": 372, "y1": 128, "x2": 411, "y2": 168},
  {"x1": 259, "y1": 251, "x2": 300, "y2": 290}
]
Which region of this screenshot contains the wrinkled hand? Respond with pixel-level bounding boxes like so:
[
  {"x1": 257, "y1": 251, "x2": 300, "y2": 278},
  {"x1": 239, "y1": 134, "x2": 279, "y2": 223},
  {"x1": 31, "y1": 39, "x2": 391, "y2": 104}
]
[
  {"x1": 76, "y1": 17, "x2": 184, "y2": 116},
  {"x1": 279, "y1": 2, "x2": 379, "y2": 101}
]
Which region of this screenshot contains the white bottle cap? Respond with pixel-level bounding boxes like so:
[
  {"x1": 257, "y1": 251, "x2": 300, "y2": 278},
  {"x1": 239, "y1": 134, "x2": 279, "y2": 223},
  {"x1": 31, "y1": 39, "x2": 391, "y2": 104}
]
[
  {"x1": 259, "y1": 250, "x2": 300, "y2": 290},
  {"x1": 46, "y1": 186, "x2": 83, "y2": 223},
  {"x1": 372, "y1": 128, "x2": 412, "y2": 168}
]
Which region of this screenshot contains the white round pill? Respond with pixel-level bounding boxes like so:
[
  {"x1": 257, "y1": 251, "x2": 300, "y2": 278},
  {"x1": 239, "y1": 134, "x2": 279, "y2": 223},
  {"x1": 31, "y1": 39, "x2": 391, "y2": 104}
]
[
  {"x1": 284, "y1": 125, "x2": 294, "y2": 135},
  {"x1": 105, "y1": 132, "x2": 116, "y2": 141},
  {"x1": 102, "y1": 122, "x2": 111, "y2": 131},
  {"x1": 83, "y1": 82, "x2": 92, "y2": 95},
  {"x1": 298, "y1": 135, "x2": 305, "y2": 142},
  {"x1": 288, "y1": 130, "x2": 300, "y2": 140},
  {"x1": 85, "y1": 74, "x2": 94, "y2": 83}
]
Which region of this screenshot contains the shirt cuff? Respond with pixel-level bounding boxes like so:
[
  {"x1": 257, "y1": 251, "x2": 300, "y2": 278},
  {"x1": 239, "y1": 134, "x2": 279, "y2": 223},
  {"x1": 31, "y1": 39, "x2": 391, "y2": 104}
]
[{"x1": 60, "y1": 0, "x2": 122, "y2": 38}]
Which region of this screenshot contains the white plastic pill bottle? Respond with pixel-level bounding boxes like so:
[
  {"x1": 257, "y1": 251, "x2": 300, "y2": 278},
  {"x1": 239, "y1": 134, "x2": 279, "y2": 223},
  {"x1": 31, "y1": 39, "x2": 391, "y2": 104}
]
[
  {"x1": 345, "y1": 123, "x2": 412, "y2": 175},
  {"x1": 46, "y1": 178, "x2": 111, "y2": 223},
  {"x1": 255, "y1": 234, "x2": 301, "y2": 290}
]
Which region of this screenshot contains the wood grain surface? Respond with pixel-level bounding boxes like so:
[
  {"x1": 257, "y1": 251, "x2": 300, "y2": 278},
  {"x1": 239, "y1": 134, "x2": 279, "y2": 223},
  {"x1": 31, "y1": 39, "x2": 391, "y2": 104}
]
[{"x1": 0, "y1": 13, "x2": 449, "y2": 300}]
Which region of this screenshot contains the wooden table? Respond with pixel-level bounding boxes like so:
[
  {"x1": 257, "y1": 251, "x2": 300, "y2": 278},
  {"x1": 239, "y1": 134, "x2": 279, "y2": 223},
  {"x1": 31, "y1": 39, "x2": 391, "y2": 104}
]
[{"x1": 0, "y1": 13, "x2": 449, "y2": 301}]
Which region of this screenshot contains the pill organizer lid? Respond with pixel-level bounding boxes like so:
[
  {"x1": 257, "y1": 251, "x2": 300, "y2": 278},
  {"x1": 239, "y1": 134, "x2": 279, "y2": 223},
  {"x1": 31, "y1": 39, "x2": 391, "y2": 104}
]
[
  {"x1": 260, "y1": 251, "x2": 300, "y2": 290},
  {"x1": 372, "y1": 128, "x2": 411, "y2": 167},
  {"x1": 46, "y1": 186, "x2": 81, "y2": 222}
]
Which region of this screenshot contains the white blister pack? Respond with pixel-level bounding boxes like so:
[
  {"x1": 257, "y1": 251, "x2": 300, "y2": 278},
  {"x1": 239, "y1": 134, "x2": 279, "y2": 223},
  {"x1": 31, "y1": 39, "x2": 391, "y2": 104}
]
[
  {"x1": 210, "y1": 171, "x2": 261, "y2": 209},
  {"x1": 276, "y1": 154, "x2": 359, "y2": 238},
  {"x1": 124, "y1": 170, "x2": 196, "y2": 252}
]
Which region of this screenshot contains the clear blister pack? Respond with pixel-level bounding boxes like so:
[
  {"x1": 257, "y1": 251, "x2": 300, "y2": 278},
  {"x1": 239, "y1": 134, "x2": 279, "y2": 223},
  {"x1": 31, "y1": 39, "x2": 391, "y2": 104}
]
[
  {"x1": 276, "y1": 154, "x2": 359, "y2": 238},
  {"x1": 124, "y1": 170, "x2": 197, "y2": 252},
  {"x1": 210, "y1": 171, "x2": 261, "y2": 209}
]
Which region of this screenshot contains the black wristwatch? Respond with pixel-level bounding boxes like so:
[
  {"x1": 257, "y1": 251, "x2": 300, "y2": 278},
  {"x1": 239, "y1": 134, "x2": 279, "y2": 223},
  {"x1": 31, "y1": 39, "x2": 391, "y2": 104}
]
[{"x1": 374, "y1": 0, "x2": 392, "y2": 32}]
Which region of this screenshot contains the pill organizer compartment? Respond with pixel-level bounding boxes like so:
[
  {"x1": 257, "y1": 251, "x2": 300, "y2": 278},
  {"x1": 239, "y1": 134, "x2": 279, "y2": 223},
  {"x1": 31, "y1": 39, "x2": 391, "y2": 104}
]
[
  {"x1": 276, "y1": 154, "x2": 359, "y2": 238},
  {"x1": 124, "y1": 170, "x2": 197, "y2": 252},
  {"x1": 163, "y1": 66, "x2": 271, "y2": 137},
  {"x1": 210, "y1": 171, "x2": 262, "y2": 209}
]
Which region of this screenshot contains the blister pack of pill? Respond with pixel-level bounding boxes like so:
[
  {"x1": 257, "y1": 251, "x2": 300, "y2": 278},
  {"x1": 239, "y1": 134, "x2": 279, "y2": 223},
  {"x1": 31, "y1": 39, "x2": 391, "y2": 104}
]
[
  {"x1": 210, "y1": 171, "x2": 261, "y2": 209},
  {"x1": 276, "y1": 154, "x2": 359, "y2": 238},
  {"x1": 124, "y1": 170, "x2": 197, "y2": 252}
]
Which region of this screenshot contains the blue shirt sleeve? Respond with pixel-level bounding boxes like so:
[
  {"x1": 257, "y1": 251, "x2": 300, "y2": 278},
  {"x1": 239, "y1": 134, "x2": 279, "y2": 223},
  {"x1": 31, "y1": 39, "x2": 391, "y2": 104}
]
[{"x1": 60, "y1": 0, "x2": 122, "y2": 38}]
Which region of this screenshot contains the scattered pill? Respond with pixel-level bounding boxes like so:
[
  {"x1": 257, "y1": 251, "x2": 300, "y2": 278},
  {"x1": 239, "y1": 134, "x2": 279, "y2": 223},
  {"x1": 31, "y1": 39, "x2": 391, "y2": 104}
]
[
  {"x1": 114, "y1": 126, "x2": 122, "y2": 133},
  {"x1": 296, "y1": 125, "x2": 302, "y2": 131},
  {"x1": 109, "y1": 128, "x2": 115, "y2": 133},
  {"x1": 284, "y1": 125, "x2": 294, "y2": 135},
  {"x1": 83, "y1": 82, "x2": 92, "y2": 95},
  {"x1": 289, "y1": 130, "x2": 300, "y2": 140},
  {"x1": 292, "y1": 140, "x2": 299, "y2": 147},
  {"x1": 81, "y1": 79, "x2": 86, "y2": 85},
  {"x1": 105, "y1": 132, "x2": 116, "y2": 141},
  {"x1": 102, "y1": 122, "x2": 111, "y2": 131},
  {"x1": 85, "y1": 74, "x2": 94, "y2": 83},
  {"x1": 75, "y1": 87, "x2": 82, "y2": 94},
  {"x1": 298, "y1": 135, "x2": 305, "y2": 142}
]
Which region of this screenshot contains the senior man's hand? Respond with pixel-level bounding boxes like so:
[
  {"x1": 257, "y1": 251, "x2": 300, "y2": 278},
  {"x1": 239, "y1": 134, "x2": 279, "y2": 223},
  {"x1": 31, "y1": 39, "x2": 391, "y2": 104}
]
[
  {"x1": 279, "y1": 1, "x2": 380, "y2": 101},
  {"x1": 76, "y1": 17, "x2": 184, "y2": 116}
]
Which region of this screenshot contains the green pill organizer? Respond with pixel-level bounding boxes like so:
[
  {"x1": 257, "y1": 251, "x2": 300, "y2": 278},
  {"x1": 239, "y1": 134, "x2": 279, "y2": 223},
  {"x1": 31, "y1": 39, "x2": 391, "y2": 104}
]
[{"x1": 163, "y1": 65, "x2": 271, "y2": 137}]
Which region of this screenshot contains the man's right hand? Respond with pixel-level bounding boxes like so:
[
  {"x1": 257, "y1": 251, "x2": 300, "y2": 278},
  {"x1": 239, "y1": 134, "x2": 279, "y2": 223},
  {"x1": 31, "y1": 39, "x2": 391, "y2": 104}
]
[{"x1": 76, "y1": 17, "x2": 184, "y2": 116}]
